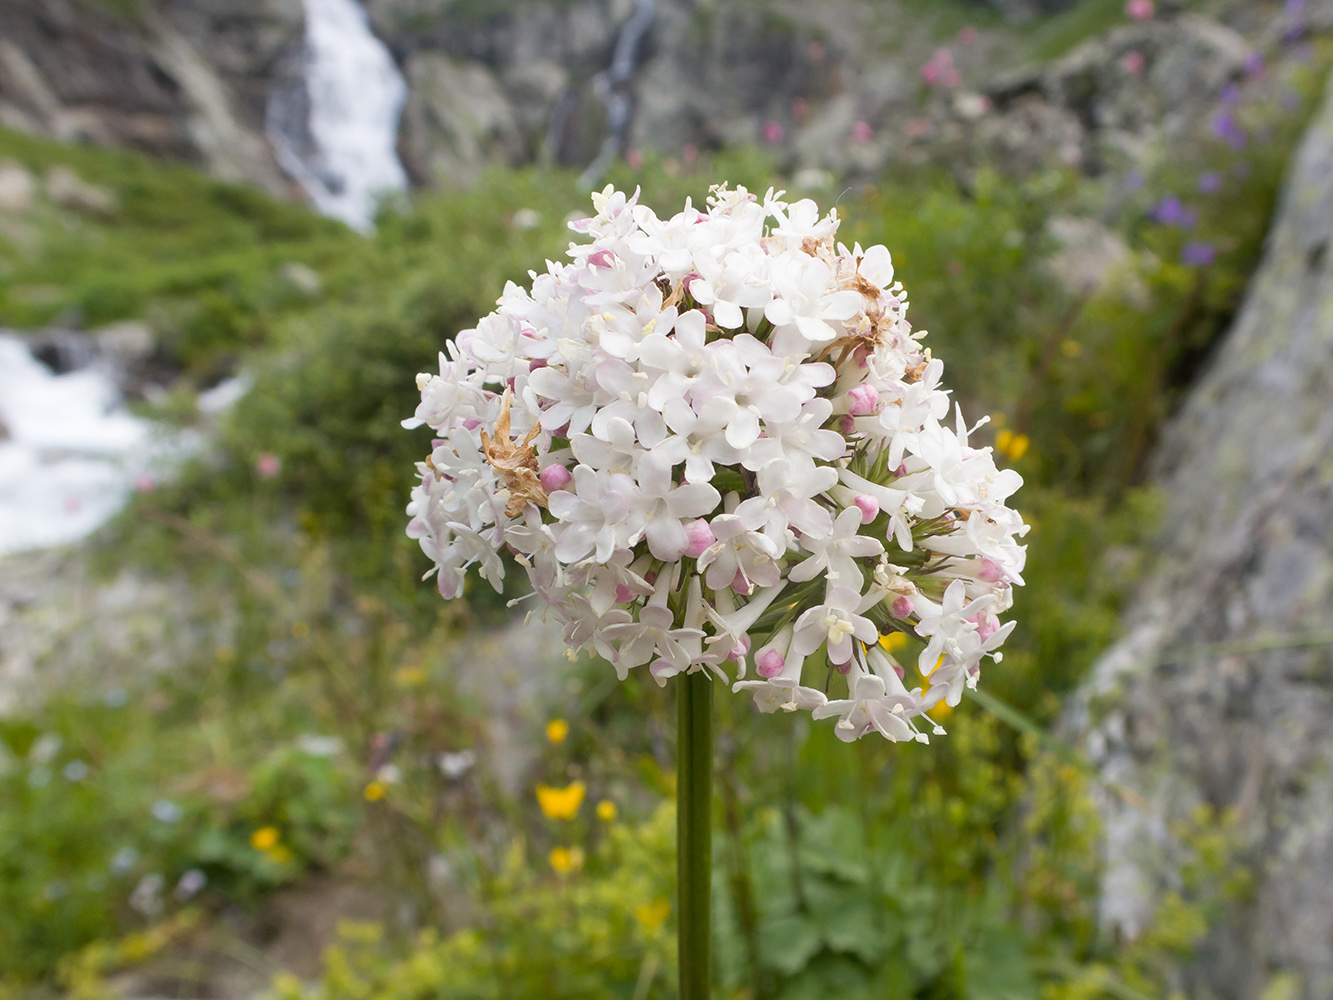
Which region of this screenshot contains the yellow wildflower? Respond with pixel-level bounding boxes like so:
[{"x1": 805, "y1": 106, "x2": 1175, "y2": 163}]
[
  {"x1": 549, "y1": 846, "x2": 584, "y2": 873},
  {"x1": 364, "y1": 780, "x2": 387, "y2": 802},
  {"x1": 250, "y1": 826, "x2": 280, "y2": 851},
  {"x1": 879, "y1": 631, "x2": 909, "y2": 653},
  {"x1": 536, "y1": 781, "x2": 586, "y2": 820},
  {"x1": 995, "y1": 429, "x2": 1030, "y2": 461},
  {"x1": 596, "y1": 799, "x2": 618, "y2": 822},
  {"x1": 634, "y1": 899, "x2": 671, "y2": 932},
  {"x1": 394, "y1": 665, "x2": 427, "y2": 687},
  {"x1": 545, "y1": 719, "x2": 569, "y2": 744}
]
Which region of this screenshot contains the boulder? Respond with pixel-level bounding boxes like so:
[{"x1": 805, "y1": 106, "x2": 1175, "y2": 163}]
[{"x1": 0, "y1": 161, "x2": 35, "y2": 212}]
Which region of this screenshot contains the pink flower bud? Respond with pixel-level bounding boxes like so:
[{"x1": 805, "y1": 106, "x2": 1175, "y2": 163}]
[
  {"x1": 731, "y1": 570, "x2": 753, "y2": 596},
  {"x1": 891, "y1": 595, "x2": 913, "y2": 619},
  {"x1": 614, "y1": 583, "x2": 637, "y2": 604},
  {"x1": 1125, "y1": 0, "x2": 1154, "y2": 21},
  {"x1": 684, "y1": 519, "x2": 716, "y2": 559},
  {"x1": 834, "y1": 659, "x2": 852, "y2": 675},
  {"x1": 463, "y1": 418, "x2": 481, "y2": 430},
  {"x1": 970, "y1": 612, "x2": 1000, "y2": 642},
  {"x1": 847, "y1": 383, "x2": 879, "y2": 415},
  {"x1": 756, "y1": 649, "x2": 784, "y2": 678},
  {"x1": 854, "y1": 495, "x2": 879, "y2": 524},
  {"x1": 892, "y1": 662, "x2": 906, "y2": 680},
  {"x1": 256, "y1": 453, "x2": 281, "y2": 478},
  {"x1": 895, "y1": 462, "x2": 908, "y2": 478},
  {"x1": 539, "y1": 464, "x2": 572, "y2": 491},
  {"x1": 839, "y1": 414, "x2": 856, "y2": 435},
  {"x1": 728, "y1": 635, "x2": 752, "y2": 663},
  {"x1": 529, "y1": 358, "x2": 548, "y2": 371},
  {"x1": 977, "y1": 557, "x2": 1004, "y2": 582}
]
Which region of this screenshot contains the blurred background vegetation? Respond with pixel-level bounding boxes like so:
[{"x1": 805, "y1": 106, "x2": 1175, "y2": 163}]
[{"x1": 0, "y1": 0, "x2": 1325, "y2": 997}]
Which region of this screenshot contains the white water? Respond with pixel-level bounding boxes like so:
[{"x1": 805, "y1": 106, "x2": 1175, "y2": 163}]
[
  {"x1": 579, "y1": 0, "x2": 656, "y2": 188},
  {"x1": 272, "y1": 0, "x2": 409, "y2": 232},
  {"x1": 0, "y1": 335, "x2": 154, "y2": 556}
]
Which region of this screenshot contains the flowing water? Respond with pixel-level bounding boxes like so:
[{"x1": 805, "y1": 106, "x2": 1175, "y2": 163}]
[
  {"x1": 578, "y1": 0, "x2": 656, "y2": 188},
  {"x1": 0, "y1": 334, "x2": 154, "y2": 556},
  {"x1": 269, "y1": 0, "x2": 409, "y2": 232}
]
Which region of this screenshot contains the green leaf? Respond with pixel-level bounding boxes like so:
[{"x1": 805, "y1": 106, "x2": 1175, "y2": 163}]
[
  {"x1": 821, "y1": 897, "x2": 888, "y2": 964},
  {"x1": 761, "y1": 913, "x2": 824, "y2": 976}
]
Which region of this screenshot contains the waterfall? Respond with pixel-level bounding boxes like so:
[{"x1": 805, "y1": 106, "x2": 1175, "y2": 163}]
[
  {"x1": 578, "y1": 0, "x2": 656, "y2": 188},
  {"x1": 268, "y1": 0, "x2": 409, "y2": 232}
]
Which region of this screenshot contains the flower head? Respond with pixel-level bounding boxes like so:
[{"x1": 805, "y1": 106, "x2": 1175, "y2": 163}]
[{"x1": 406, "y1": 184, "x2": 1027, "y2": 743}]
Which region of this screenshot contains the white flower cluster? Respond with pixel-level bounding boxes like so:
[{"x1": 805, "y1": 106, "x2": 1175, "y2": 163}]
[{"x1": 405, "y1": 185, "x2": 1027, "y2": 743}]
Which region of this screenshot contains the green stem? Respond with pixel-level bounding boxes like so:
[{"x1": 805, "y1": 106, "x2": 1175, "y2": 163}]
[{"x1": 677, "y1": 671, "x2": 713, "y2": 1000}]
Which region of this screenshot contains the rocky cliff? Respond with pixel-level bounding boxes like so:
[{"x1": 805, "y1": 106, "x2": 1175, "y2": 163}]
[
  {"x1": 0, "y1": 0, "x2": 297, "y2": 194},
  {"x1": 1076, "y1": 69, "x2": 1333, "y2": 1000},
  {"x1": 2, "y1": 0, "x2": 1315, "y2": 202}
]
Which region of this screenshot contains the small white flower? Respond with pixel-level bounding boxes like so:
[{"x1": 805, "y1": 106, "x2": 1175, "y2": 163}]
[{"x1": 792, "y1": 586, "x2": 880, "y2": 666}]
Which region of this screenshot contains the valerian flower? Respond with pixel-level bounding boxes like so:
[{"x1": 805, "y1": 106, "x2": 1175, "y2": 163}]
[{"x1": 406, "y1": 184, "x2": 1027, "y2": 742}]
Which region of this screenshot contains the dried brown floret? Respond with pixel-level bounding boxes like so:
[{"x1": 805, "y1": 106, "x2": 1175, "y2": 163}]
[{"x1": 480, "y1": 388, "x2": 548, "y2": 516}]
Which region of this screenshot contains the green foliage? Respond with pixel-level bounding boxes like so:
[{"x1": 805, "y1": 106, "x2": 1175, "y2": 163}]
[
  {"x1": 0, "y1": 127, "x2": 348, "y2": 376},
  {"x1": 268, "y1": 806, "x2": 677, "y2": 1000},
  {"x1": 0, "y1": 679, "x2": 361, "y2": 979}
]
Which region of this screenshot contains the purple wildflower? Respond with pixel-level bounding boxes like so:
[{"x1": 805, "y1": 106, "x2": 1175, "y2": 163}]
[
  {"x1": 1244, "y1": 52, "x2": 1265, "y2": 79},
  {"x1": 1181, "y1": 242, "x2": 1217, "y2": 267},
  {"x1": 1152, "y1": 194, "x2": 1198, "y2": 229},
  {"x1": 1220, "y1": 83, "x2": 1241, "y2": 106},
  {"x1": 1197, "y1": 171, "x2": 1222, "y2": 194},
  {"x1": 1212, "y1": 111, "x2": 1248, "y2": 150}
]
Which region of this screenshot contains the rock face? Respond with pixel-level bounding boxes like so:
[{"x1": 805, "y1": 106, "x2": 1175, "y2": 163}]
[
  {"x1": 1077, "y1": 72, "x2": 1333, "y2": 1000},
  {"x1": 0, "y1": 0, "x2": 297, "y2": 194},
  {"x1": 0, "y1": 0, "x2": 1319, "y2": 199}
]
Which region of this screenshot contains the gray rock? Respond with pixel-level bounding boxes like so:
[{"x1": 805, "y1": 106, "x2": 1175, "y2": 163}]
[
  {"x1": 1076, "y1": 71, "x2": 1333, "y2": 1000},
  {"x1": 94, "y1": 321, "x2": 156, "y2": 366},
  {"x1": 44, "y1": 165, "x2": 116, "y2": 215},
  {"x1": 0, "y1": 160, "x2": 35, "y2": 213},
  {"x1": 0, "y1": 0, "x2": 294, "y2": 194},
  {"x1": 399, "y1": 52, "x2": 525, "y2": 186}
]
